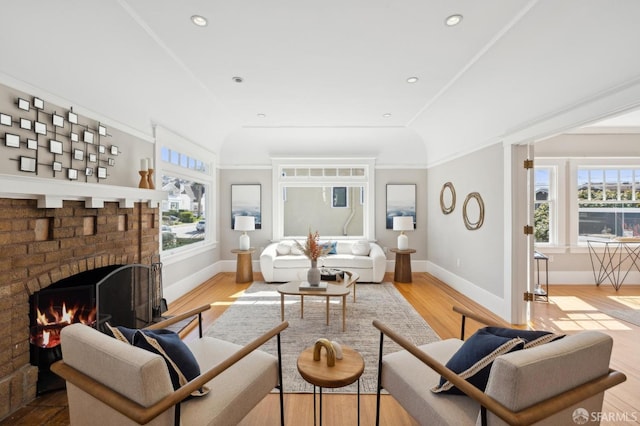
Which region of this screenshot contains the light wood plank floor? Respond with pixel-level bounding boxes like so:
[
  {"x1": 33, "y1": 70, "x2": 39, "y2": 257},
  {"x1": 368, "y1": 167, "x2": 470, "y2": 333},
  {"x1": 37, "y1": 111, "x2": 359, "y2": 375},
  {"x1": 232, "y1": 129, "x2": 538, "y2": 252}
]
[{"x1": 2, "y1": 272, "x2": 638, "y2": 425}]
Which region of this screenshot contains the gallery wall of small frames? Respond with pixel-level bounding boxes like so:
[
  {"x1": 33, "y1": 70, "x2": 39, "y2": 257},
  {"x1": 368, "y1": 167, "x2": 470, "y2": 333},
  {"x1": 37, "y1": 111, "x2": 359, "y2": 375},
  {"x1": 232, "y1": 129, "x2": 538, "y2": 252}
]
[{"x1": 0, "y1": 95, "x2": 120, "y2": 182}]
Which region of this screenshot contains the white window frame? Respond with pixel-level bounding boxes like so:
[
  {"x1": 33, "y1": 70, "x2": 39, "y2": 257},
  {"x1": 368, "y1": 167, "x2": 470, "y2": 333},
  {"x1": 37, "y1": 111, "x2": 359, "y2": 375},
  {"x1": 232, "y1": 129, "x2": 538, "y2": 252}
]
[
  {"x1": 534, "y1": 159, "x2": 566, "y2": 252},
  {"x1": 271, "y1": 157, "x2": 375, "y2": 241},
  {"x1": 155, "y1": 127, "x2": 216, "y2": 261}
]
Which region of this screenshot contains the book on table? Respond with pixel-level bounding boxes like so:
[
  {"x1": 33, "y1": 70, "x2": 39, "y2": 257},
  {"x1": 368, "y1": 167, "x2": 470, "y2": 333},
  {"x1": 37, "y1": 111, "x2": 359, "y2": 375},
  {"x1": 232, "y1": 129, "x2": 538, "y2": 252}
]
[{"x1": 298, "y1": 281, "x2": 328, "y2": 291}]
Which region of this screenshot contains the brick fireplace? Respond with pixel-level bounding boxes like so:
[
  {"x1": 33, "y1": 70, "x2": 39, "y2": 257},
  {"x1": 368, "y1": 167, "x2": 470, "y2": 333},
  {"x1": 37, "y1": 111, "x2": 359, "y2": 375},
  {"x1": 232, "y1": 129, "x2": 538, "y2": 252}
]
[{"x1": 0, "y1": 196, "x2": 160, "y2": 419}]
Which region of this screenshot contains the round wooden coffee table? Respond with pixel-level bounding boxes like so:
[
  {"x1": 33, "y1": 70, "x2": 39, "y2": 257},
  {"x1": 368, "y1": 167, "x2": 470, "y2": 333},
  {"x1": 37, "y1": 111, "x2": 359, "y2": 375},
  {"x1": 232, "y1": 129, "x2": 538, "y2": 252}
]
[{"x1": 297, "y1": 345, "x2": 364, "y2": 425}]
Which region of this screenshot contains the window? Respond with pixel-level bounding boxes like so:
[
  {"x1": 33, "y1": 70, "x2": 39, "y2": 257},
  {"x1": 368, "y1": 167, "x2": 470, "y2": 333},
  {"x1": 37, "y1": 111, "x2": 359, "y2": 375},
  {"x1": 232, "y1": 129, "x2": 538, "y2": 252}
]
[
  {"x1": 577, "y1": 167, "x2": 640, "y2": 241},
  {"x1": 534, "y1": 167, "x2": 553, "y2": 244},
  {"x1": 156, "y1": 127, "x2": 215, "y2": 256}
]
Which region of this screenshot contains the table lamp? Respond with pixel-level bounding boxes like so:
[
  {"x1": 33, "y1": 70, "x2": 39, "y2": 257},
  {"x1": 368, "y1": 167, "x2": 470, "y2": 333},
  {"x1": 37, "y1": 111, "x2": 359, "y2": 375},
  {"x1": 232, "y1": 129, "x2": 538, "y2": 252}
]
[
  {"x1": 393, "y1": 216, "x2": 414, "y2": 250},
  {"x1": 234, "y1": 216, "x2": 255, "y2": 250}
]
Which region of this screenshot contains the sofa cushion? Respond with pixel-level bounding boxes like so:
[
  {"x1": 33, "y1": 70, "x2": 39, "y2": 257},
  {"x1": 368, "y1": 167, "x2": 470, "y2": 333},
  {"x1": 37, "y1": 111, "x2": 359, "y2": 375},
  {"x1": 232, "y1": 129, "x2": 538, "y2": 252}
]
[
  {"x1": 432, "y1": 329, "x2": 524, "y2": 395},
  {"x1": 323, "y1": 254, "x2": 373, "y2": 269},
  {"x1": 106, "y1": 324, "x2": 206, "y2": 396},
  {"x1": 322, "y1": 241, "x2": 337, "y2": 254},
  {"x1": 276, "y1": 241, "x2": 291, "y2": 255},
  {"x1": 351, "y1": 240, "x2": 371, "y2": 256},
  {"x1": 290, "y1": 244, "x2": 304, "y2": 255},
  {"x1": 483, "y1": 327, "x2": 564, "y2": 348}
]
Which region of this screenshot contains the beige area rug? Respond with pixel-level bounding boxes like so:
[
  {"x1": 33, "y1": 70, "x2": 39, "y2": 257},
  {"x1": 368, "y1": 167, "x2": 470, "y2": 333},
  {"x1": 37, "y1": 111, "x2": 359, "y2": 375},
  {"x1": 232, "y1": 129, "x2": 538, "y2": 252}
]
[
  {"x1": 205, "y1": 281, "x2": 440, "y2": 393},
  {"x1": 602, "y1": 296, "x2": 640, "y2": 327}
]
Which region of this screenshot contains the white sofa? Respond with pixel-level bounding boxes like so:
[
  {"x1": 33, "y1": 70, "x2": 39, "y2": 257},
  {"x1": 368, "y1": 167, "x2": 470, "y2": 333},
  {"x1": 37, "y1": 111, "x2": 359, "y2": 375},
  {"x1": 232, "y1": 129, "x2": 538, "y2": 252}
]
[{"x1": 260, "y1": 240, "x2": 386, "y2": 283}]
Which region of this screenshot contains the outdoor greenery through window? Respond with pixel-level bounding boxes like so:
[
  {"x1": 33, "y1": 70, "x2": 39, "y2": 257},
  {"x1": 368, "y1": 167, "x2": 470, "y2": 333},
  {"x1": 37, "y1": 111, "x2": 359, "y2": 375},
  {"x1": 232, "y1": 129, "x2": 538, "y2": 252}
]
[
  {"x1": 534, "y1": 168, "x2": 552, "y2": 243},
  {"x1": 160, "y1": 146, "x2": 208, "y2": 251},
  {"x1": 577, "y1": 167, "x2": 640, "y2": 241}
]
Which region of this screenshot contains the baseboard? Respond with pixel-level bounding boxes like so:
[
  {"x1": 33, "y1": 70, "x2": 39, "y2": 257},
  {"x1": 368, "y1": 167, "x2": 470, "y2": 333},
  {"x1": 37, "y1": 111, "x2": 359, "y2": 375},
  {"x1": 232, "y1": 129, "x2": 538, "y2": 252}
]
[{"x1": 163, "y1": 262, "x2": 222, "y2": 304}]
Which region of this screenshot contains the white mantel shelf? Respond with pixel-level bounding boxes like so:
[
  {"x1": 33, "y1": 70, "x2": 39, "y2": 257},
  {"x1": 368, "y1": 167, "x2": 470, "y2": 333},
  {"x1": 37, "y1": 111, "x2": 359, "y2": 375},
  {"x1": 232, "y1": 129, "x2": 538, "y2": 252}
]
[{"x1": 0, "y1": 174, "x2": 167, "y2": 209}]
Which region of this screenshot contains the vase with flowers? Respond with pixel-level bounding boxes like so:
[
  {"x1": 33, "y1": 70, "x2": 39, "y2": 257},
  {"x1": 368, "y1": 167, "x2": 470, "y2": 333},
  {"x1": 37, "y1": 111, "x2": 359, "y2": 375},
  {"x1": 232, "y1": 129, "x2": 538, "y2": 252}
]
[{"x1": 295, "y1": 229, "x2": 333, "y2": 286}]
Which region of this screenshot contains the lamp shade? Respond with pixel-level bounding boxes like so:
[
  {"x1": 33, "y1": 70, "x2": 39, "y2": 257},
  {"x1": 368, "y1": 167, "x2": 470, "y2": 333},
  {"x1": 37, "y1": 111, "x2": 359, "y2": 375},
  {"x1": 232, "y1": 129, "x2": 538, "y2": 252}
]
[
  {"x1": 393, "y1": 216, "x2": 414, "y2": 231},
  {"x1": 234, "y1": 216, "x2": 255, "y2": 232}
]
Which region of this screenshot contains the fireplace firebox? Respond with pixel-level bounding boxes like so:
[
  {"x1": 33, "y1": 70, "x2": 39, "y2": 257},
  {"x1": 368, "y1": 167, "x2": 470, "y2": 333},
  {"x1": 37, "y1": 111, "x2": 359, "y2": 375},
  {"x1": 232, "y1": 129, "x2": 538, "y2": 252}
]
[{"x1": 29, "y1": 264, "x2": 153, "y2": 394}]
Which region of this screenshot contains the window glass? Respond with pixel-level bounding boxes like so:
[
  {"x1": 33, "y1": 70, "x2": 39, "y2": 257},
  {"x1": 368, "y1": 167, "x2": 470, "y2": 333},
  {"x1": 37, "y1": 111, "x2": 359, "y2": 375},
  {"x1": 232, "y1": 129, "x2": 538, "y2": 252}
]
[
  {"x1": 160, "y1": 176, "x2": 206, "y2": 250},
  {"x1": 534, "y1": 168, "x2": 551, "y2": 243}
]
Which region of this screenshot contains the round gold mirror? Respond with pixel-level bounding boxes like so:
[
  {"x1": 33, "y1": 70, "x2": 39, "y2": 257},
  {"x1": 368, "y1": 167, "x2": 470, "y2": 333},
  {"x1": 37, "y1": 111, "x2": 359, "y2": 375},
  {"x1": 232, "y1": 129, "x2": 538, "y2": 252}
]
[
  {"x1": 463, "y1": 192, "x2": 485, "y2": 230},
  {"x1": 439, "y1": 182, "x2": 456, "y2": 215}
]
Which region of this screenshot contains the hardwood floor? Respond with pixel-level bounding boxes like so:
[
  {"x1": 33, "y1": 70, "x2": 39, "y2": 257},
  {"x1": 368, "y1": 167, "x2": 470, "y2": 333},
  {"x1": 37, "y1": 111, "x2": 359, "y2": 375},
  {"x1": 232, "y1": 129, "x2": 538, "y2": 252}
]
[{"x1": 3, "y1": 272, "x2": 638, "y2": 425}]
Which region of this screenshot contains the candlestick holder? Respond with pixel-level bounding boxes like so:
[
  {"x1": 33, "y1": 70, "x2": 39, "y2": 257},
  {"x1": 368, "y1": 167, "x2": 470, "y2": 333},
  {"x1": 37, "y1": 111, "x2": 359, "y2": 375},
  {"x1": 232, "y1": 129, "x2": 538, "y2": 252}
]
[
  {"x1": 147, "y1": 168, "x2": 155, "y2": 190},
  {"x1": 138, "y1": 170, "x2": 149, "y2": 189}
]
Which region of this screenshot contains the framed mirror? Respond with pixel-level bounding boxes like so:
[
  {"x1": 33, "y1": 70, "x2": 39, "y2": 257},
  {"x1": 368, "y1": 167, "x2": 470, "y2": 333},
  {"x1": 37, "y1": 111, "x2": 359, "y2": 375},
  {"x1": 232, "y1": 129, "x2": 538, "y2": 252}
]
[
  {"x1": 97, "y1": 167, "x2": 107, "y2": 179},
  {"x1": 68, "y1": 168, "x2": 78, "y2": 180},
  {"x1": 440, "y1": 182, "x2": 456, "y2": 215},
  {"x1": 34, "y1": 122, "x2": 47, "y2": 135},
  {"x1": 98, "y1": 125, "x2": 107, "y2": 136},
  {"x1": 70, "y1": 132, "x2": 78, "y2": 142},
  {"x1": 73, "y1": 149, "x2": 84, "y2": 161},
  {"x1": 20, "y1": 118, "x2": 32, "y2": 130},
  {"x1": 27, "y1": 139, "x2": 38, "y2": 150},
  {"x1": 49, "y1": 139, "x2": 63, "y2": 155},
  {"x1": 33, "y1": 97, "x2": 44, "y2": 109},
  {"x1": 0, "y1": 113, "x2": 11, "y2": 126},
  {"x1": 52, "y1": 161, "x2": 62, "y2": 172},
  {"x1": 463, "y1": 192, "x2": 485, "y2": 231},
  {"x1": 110, "y1": 145, "x2": 118, "y2": 155},
  {"x1": 85, "y1": 167, "x2": 93, "y2": 176},
  {"x1": 98, "y1": 145, "x2": 106, "y2": 154},
  {"x1": 5, "y1": 133, "x2": 20, "y2": 148},
  {"x1": 68, "y1": 111, "x2": 78, "y2": 124},
  {"x1": 20, "y1": 156, "x2": 37, "y2": 172},
  {"x1": 83, "y1": 130, "x2": 94, "y2": 144},
  {"x1": 53, "y1": 114, "x2": 64, "y2": 128},
  {"x1": 18, "y1": 98, "x2": 30, "y2": 111},
  {"x1": 88, "y1": 153, "x2": 97, "y2": 163}
]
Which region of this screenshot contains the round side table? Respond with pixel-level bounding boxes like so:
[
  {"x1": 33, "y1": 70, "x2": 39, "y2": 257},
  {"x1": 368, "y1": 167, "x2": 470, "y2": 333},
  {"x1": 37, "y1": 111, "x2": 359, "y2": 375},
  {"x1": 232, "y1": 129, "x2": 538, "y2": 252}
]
[
  {"x1": 389, "y1": 248, "x2": 416, "y2": 283},
  {"x1": 297, "y1": 345, "x2": 364, "y2": 425},
  {"x1": 231, "y1": 248, "x2": 255, "y2": 283}
]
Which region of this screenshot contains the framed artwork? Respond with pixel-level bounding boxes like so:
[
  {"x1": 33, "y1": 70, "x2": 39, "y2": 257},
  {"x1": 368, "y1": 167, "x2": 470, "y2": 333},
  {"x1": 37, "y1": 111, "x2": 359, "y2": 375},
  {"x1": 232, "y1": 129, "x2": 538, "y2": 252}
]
[
  {"x1": 110, "y1": 145, "x2": 118, "y2": 155},
  {"x1": 27, "y1": 139, "x2": 38, "y2": 150},
  {"x1": 98, "y1": 125, "x2": 107, "y2": 136},
  {"x1": 231, "y1": 184, "x2": 262, "y2": 229},
  {"x1": 332, "y1": 186, "x2": 348, "y2": 208},
  {"x1": 5, "y1": 133, "x2": 20, "y2": 148},
  {"x1": 68, "y1": 168, "x2": 78, "y2": 180},
  {"x1": 68, "y1": 111, "x2": 78, "y2": 124},
  {"x1": 33, "y1": 97, "x2": 44, "y2": 109},
  {"x1": 85, "y1": 167, "x2": 93, "y2": 176},
  {"x1": 20, "y1": 118, "x2": 32, "y2": 130},
  {"x1": 34, "y1": 121, "x2": 47, "y2": 135},
  {"x1": 49, "y1": 139, "x2": 63, "y2": 155},
  {"x1": 88, "y1": 153, "x2": 97, "y2": 163},
  {"x1": 108, "y1": 158, "x2": 115, "y2": 166},
  {"x1": 18, "y1": 98, "x2": 29, "y2": 111},
  {"x1": 97, "y1": 167, "x2": 107, "y2": 179},
  {"x1": 0, "y1": 113, "x2": 11, "y2": 126},
  {"x1": 70, "y1": 132, "x2": 78, "y2": 142},
  {"x1": 52, "y1": 114, "x2": 64, "y2": 128},
  {"x1": 98, "y1": 145, "x2": 106, "y2": 154},
  {"x1": 52, "y1": 161, "x2": 62, "y2": 172},
  {"x1": 73, "y1": 149, "x2": 84, "y2": 161},
  {"x1": 386, "y1": 184, "x2": 416, "y2": 229},
  {"x1": 83, "y1": 130, "x2": 94, "y2": 144},
  {"x1": 20, "y1": 156, "x2": 37, "y2": 172}
]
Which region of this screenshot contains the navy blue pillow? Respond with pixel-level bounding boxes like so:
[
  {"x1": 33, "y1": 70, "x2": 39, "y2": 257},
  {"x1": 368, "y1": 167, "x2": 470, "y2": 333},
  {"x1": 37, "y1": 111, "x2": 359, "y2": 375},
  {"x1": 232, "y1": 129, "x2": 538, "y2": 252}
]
[
  {"x1": 431, "y1": 329, "x2": 525, "y2": 395},
  {"x1": 105, "y1": 324, "x2": 202, "y2": 392},
  {"x1": 483, "y1": 327, "x2": 564, "y2": 348}
]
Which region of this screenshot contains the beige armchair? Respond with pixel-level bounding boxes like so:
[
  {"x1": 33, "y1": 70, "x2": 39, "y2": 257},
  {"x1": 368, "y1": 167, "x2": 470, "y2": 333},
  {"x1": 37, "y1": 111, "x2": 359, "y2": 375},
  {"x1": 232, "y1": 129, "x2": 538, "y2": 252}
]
[
  {"x1": 51, "y1": 305, "x2": 288, "y2": 425},
  {"x1": 374, "y1": 306, "x2": 626, "y2": 426}
]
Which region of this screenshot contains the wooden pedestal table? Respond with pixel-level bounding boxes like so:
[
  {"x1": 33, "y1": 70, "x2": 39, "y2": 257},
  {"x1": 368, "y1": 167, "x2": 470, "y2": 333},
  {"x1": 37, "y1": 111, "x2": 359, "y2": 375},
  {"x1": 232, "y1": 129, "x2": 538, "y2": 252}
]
[
  {"x1": 297, "y1": 345, "x2": 364, "y2": 426},
  {"x1": 389, "y1": 248, "x2": 416, "y2": 283},
  {"x1": 277, "y1": 281, "x2": 351, "y2": 331},
  {"x1": 231, "y1": 248, "x2": 255, "y2": 283}
]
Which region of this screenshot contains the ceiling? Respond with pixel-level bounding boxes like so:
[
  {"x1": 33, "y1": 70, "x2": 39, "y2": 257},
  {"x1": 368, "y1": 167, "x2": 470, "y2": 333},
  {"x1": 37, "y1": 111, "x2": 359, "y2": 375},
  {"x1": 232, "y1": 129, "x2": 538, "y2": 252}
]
[{"x1": 1, "y1": 1, "x2": 639, "y2": 167}]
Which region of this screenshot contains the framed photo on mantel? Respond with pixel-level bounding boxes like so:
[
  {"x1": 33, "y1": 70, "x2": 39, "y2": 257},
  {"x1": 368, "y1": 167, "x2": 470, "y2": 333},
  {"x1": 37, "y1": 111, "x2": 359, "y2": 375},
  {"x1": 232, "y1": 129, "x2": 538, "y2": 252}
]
[{"x1": 231, "y1": 184, "x2": 262, "y2": 230}]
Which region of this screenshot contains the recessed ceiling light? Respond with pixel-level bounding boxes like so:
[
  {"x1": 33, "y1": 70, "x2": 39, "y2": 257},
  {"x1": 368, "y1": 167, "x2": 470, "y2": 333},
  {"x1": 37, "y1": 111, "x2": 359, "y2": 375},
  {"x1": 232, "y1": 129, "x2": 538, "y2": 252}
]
[
  {"x1": 383, "y1": 113, "x2": 392, "y2": 118},
  {"x1": 232, "y1": 76, "x2": 244, "y2": 83},
  {"x1": 191, "y1": 15, "x2": 208, "y2": 27},
  {"x1": 257, "y1": 113, "x2": 266, "y2": 118},
  {"x1": 406, "y1": 77, "x2": 419, "y2": 84},
  {"x1": 445, "y1": 14, "x2": 463, "y2": 27}
]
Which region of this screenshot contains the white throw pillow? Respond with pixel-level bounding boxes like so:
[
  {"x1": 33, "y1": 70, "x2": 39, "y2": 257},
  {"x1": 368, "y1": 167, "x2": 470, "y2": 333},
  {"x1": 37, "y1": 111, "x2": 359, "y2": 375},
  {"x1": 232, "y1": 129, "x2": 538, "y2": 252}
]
[
  {"x1": 276, "y1": 242, "x2": 291, "y2": 255},
  {"x1": 351, "y1": 240, "x2": 371, "y2": 256},
  {"x1": 290, "y1": 244, "x2": 304, "y2": 255}
]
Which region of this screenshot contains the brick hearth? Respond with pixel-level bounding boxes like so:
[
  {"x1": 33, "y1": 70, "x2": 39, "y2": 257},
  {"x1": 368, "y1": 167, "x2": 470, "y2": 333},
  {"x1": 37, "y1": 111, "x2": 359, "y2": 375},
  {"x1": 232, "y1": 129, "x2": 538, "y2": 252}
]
[{"x1": 0, "y1": 197, "x2": 159, "y2": 419}]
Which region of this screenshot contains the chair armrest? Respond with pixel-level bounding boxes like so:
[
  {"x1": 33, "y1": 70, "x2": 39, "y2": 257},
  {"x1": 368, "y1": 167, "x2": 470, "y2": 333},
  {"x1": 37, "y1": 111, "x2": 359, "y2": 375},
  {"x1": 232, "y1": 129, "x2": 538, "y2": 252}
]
[
  {"x1": 373, "y1": 319, "x2": 626, "y2": 426},
  {"x1": 145, "y1": 304, "x2": 211, "y2": 330},
  {"x1": 452, "y1": 306, "x2": 502, "y2": 340},
  {"x1": 52, "y1": 320, "x2": 289, "y2": 425}
]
